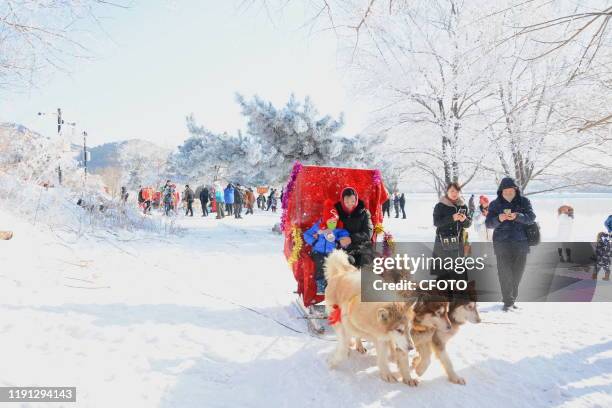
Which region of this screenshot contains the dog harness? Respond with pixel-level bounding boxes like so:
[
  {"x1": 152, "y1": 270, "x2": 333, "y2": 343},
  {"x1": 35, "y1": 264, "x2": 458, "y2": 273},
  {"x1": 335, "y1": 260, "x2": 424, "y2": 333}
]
[
  {"x1": 328, "y1": 295, "x2": 359, "y2": 325},
  {"x1": 328, "y1": 305, "x2": 342, "y2": 325},
  {"x1": 412, "y1": 322, "x2": 435, "y2": 333}
]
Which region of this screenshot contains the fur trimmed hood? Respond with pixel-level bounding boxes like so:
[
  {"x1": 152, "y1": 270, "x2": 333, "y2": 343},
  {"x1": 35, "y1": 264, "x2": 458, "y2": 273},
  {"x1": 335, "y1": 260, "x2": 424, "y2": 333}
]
[{"x1": 439, "y1": 195, "x2": 465, "y2": 207}]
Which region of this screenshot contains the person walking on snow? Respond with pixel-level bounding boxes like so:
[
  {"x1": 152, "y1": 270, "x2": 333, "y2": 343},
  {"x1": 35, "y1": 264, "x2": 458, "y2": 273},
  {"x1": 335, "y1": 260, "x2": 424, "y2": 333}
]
[
  {"x1": 224, "y1": 183, "x2": 234, "y2": 216},
  {"x1": 184, "y1": 185, "x2": 195, "y2": 217},
  {"x1": 399, "y1": 193, "x2": 406, "y2": 219},
  {"x1": 266, "y1": 189, "x2": 275, "y2": 211},
  {"x1": 163, "y1": 183, "x2": 175, "y2": 216},
  {"x1": 593, "y1": 215, "x2": 611, "y2": 280},
  {"x1": 382, "y1": 198, "x2": 390, "y2": 218},
  {"x1": 138, "y1": 185, "x2": 145, "y2": 208},
  {"x1": 556, "y1": 205, "x2": 574, "y2": 263},
  {"x1": 120, "y1": 186, "x2": 129, "y2": 204},
  {"x1": 270, "y1": 191, "x2": 278, "y2": 213},
  {"x1": 199, "y1": 186, "x2": 209, "y2": 217},
  {"x1": 431, "y1": 183, "x2": 472, "y2": 279},
  {"x1": 233, "y1": 184, "x2": 243, "y2": 219},
  {"x1": 468, "y1": 194, "x2": 476, "y2": 218},
  {"x1": 485, "y1": 177, "x2": 536, "y2": 312},
  {"x1": 245, "y1": 188, "x2": 255, "y2": 215},
  {"x1": 393, "y1": 193, "x2": 400, "y2": 218},
  {"x1": 473, "y1": 195, "x2": 491, "y2": 242},
  {"x1": 215, "y1": 183, "x2": 225, "y2": 219},
  {"x1": 257, "y1": 193, "x2": 265, "y2": 210}
]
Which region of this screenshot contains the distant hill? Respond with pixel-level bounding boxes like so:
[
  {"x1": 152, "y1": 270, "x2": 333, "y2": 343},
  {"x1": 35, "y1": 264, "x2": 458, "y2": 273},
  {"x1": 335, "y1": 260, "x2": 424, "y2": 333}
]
[{"x1": 86, "y1": 139, "x2": 172, "y2": 171}]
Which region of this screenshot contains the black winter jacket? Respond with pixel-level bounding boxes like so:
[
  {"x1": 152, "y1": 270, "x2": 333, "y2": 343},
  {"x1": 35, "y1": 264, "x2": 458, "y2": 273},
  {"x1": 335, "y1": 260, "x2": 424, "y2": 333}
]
[
  {"x1": 184, "y1": 188, "x2": 195, "y2": 202},
  {"x1": 234, "y1": 187, "x2": 243, "y2": 204},
  {"x1": 433, "y1": 195, "x2": 472, "y2": 243},
  {"x1": 199, "y1": 188, "x2": 209, "y2": 203},
  {"x1": 334, "y1": 200, "x2": 373, "y2": 245},
  {"x1": 334, "y1": 199, "x2": 374, "y2": 266},
  {"x1": 485, "y1": 177, "x2": 536, "y2": 246}
]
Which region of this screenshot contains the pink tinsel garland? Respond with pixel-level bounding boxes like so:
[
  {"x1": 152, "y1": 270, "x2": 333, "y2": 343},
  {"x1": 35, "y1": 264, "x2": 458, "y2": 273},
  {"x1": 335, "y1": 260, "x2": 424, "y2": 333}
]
[{"x1": 373, "y1": 169, "x2": 382, "y2": 185}]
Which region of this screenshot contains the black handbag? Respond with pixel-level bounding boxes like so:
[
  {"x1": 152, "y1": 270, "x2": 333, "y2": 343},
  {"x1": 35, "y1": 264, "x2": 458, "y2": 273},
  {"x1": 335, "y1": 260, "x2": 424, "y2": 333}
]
[
  {"x1": 438, "y1": 233, "x2": 461, "y2": 252},
  {"x1": 524, "y1": 222, "x2": 540, "y2": 246}
]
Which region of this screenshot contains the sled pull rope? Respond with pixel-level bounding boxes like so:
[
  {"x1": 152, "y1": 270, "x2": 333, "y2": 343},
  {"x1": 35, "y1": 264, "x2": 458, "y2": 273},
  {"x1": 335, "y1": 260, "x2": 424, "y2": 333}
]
[
  {"x1": 200, "y1": 291, "x2": 336, "y2": 342},
  {"x1": 479, "y1": 321, "x2": 517, "y2": 325}
]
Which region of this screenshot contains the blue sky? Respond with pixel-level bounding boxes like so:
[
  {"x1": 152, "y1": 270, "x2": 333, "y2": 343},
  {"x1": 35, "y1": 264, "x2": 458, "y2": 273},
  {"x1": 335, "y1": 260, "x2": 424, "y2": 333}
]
[{"x1": 1, "y1": 0, "x2": 369, "y2": 148}]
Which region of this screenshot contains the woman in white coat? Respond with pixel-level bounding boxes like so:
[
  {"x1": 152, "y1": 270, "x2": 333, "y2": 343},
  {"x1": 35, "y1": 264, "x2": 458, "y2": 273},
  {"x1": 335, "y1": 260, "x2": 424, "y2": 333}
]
[
  {"x1": 473, "y1": 195, "x2": 492, "y2": 242},
  {"x1": 557, "y1": 205, "x2": 574, "y2": 262}
]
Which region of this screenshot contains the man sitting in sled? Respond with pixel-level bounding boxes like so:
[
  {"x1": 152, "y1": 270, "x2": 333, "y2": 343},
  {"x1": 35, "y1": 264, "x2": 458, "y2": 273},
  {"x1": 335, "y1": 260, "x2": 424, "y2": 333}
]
[
  {"x1": 304, "y1": 200, "x2": 350, "y2": 295},
  {"x1": 334, "y1": 187, "x2": 375, "y2": 267}
]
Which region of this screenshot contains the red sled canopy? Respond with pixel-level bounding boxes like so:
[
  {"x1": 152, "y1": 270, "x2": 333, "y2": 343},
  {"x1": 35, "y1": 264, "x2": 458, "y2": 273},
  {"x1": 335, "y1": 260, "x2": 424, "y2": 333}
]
[{"x1": 281, "y1": 162, "x2": 389, "y2": 306}]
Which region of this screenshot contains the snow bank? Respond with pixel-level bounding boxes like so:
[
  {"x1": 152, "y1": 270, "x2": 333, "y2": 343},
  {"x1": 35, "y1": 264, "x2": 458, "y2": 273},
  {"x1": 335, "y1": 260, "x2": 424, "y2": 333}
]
[{"x1": 0, "y1": 174, "x2": 182, "y2": 240}]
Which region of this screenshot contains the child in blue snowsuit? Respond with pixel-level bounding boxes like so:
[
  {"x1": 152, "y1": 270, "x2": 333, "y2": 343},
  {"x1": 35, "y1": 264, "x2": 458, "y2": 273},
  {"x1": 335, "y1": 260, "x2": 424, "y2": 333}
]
[
  {"x1": 304, "y1": 201, "x2": 349, "y2": 295},
  {"x1": 593, "y1": 215, "x2": 612, "y2": 280}
]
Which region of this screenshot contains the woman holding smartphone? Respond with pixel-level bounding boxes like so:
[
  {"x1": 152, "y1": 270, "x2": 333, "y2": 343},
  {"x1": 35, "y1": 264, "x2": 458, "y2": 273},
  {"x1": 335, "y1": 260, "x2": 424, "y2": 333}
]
[
  {"x1": 432, "y1": 182, "x2": 472, "y2": 279},
  {"x1": 485, "y1": 177, "x2": 536, "y2": 312}
]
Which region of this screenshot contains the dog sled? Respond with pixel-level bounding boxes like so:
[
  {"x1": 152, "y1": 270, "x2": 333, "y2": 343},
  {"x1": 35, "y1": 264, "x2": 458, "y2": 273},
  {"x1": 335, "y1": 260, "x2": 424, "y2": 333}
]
[{"x1": 281, "y1": 162, "x2": 389, "y2": 335}]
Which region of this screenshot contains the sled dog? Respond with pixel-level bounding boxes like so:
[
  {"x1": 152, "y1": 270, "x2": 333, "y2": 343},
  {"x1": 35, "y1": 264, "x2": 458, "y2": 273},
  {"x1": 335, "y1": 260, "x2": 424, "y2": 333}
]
[
  {"x1": 411, "y1": 289, "x2": 481, "y2": 385},
  {"x1": 388, "y1": 293, "x2": 452, "y2": 386},
  {"x1": 324, "y1": 250, "x2": 415, "y2": 384}
]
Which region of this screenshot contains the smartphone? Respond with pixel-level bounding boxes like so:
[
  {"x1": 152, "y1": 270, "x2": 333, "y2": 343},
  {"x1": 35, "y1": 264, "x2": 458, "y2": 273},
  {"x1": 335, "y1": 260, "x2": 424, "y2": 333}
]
[
  {"x1": 458, "y1": 208, "x2": 466, "y2": 215},
  {"x1": 504, "y1": 208, "x2": 511, "y2": 215}
]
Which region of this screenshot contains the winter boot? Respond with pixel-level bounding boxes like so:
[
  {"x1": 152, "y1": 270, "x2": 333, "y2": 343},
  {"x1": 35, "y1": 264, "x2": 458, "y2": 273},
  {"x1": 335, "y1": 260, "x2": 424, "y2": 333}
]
[{"x1": 558, "y1": 248, "x2": 565, "y2": 263}]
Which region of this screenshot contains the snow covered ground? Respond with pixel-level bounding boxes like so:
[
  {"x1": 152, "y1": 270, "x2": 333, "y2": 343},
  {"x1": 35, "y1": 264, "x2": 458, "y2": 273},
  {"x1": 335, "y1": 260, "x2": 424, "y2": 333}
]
[{"x1": 0, "y1": 193, "x2": 610, "y2": 408}]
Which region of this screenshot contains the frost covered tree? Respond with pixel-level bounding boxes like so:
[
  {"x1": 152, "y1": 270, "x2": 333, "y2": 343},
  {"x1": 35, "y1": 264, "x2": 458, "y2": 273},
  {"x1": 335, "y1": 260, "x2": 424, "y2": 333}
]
[
  {"x1": 117, "y1": 141, "x2": 171, "y2": 189},
  {"x1": 170, "y1": 114, "x2": 257, "y2": 185},
  {"x1": 484, "y1": 53, "x2": 611, "y2": 194},
  {"x1": 174, "y1": 96, "x2": 383, "y2": 186},
  {"x1": 0, "y1": 122, "x2": 76, "y2": 184},
  {"x1": 331, "y1": 1, "x2": 498, "y2": 193},
  {"x1": 479, "y1": 1, "x2": 612, "y2": 194},
  {"x1": 0, "y1": 0, "x2": 131, "y2": 92},
  {"x1": 236, "y1": 93, "x2": 383, "y2": 183},
  {"x1": 275, "y1": 0, "x2": 611, "y2": 194},
  {"x1": 506, "y1": 1, "x2": 612, "y2": 132}
]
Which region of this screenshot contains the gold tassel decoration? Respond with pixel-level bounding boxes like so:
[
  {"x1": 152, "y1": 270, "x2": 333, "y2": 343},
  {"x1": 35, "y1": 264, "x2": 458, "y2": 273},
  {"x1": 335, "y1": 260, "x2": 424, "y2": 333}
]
[{"x1": 288, "y1": 225, "x2": 303, "y2": 266}]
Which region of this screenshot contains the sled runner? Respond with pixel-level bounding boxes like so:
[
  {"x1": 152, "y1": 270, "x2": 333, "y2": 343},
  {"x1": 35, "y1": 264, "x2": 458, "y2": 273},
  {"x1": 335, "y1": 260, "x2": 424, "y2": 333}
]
[
  {"x1": 281, "y1": 162, "x2": 389, "y2": 334},
  {"x1": 293, "y1": 300, "x2": 330, "y2": 337}
]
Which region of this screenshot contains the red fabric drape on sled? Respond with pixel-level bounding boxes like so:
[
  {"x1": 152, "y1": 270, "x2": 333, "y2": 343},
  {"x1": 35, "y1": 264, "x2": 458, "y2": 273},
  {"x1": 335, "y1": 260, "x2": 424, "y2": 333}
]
[{"x1": 282, "y1": 165, "x2": 389, "y2": 306}]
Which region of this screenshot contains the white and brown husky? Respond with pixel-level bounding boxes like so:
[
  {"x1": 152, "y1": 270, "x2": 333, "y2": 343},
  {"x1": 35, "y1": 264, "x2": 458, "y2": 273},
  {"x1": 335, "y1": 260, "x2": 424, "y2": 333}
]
[
  {"x1": 391, "y1": 294, "x2": 453, "y2": 386},
  {"x1": 324, "y1": 250, "x2": 415, "y2": 383},
  {"x1": 412, "y1": 288, "x2": 481, "y2": 385}
]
